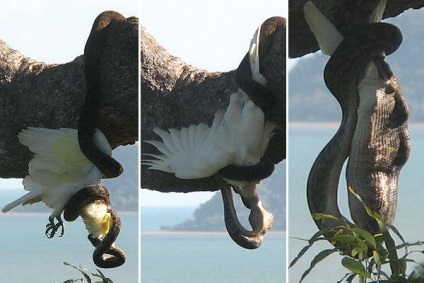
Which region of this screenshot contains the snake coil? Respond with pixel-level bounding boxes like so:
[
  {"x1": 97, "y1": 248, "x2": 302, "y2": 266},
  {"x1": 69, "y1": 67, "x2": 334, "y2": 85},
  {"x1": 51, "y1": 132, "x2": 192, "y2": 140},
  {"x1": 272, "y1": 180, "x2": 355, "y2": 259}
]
[
  {"x1": 307, "y1": 22, "x2": 410, "y2": 253},
  {"x1": 63, "y1": 185, "x2": 126, "y2": 268}
]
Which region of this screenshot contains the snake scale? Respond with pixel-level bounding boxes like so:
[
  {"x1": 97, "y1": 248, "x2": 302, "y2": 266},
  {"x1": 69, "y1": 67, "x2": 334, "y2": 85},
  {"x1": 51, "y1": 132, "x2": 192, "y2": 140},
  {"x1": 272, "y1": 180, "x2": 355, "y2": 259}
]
[{"x1": 307, "y1": 22, "x2": 410, "y2": 251}]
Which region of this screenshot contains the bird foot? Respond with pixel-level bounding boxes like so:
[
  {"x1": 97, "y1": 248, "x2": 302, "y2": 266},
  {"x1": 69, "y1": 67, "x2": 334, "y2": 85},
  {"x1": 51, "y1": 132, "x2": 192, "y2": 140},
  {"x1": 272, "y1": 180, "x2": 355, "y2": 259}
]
[{"x1": 45, "y1": 216, "x2": 64, "y2": 238}]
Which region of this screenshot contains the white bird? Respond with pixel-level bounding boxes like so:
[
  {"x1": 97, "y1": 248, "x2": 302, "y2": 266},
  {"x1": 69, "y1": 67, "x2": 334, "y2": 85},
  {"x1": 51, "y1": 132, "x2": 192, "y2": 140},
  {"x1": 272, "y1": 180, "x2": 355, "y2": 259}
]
[{"x1": 2, "y1": 127, "x2": 113, "y2": 238}]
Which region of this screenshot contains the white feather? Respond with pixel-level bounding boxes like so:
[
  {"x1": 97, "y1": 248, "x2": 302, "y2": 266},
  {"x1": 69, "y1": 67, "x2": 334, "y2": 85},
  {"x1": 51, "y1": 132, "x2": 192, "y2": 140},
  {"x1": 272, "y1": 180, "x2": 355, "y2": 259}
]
[
  {"x1": 368, "y1": 0, "x2": 387, "y2": 23},
  {"x1": 2, "y1": 127, "x2": 112, "y2": 218},
  {"x1": 80, "y1": 202, "x2": 111, "y2": 239},
  {"x1": 142, "y1": 90, "x2": 275, "y2": 179},
  {"x1": 249, "y1": 24, "x2": 267, "y2": 85},
  {"x1": 303, "y1": 1, "x2": 344, "y2": 56}
]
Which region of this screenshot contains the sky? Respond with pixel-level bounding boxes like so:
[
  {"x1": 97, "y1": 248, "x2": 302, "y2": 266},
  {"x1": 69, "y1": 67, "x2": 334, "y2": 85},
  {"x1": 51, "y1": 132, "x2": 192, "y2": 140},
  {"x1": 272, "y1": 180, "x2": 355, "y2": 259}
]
[{"x1": 140, "y1": 0, "x2": 287, "y2": 206}]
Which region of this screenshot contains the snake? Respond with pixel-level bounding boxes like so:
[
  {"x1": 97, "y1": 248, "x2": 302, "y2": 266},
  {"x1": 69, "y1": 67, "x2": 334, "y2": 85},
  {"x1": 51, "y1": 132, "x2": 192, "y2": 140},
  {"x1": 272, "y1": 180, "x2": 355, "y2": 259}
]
[
  {"x1": 218, "y1": 161, "x2": 275, "y2": 249},
  {"x1": 78, "y1": 11, "x2": 124, "y2": 178},
  {"x1": 215, "y1": 17, "x2": 284, "y2": 249},
  {"x1": 307, "y1": 22, "x2": 409, "y2": 252},
  {"x1": 63, "y1": 185, "x2": 126, "y2": 268}
]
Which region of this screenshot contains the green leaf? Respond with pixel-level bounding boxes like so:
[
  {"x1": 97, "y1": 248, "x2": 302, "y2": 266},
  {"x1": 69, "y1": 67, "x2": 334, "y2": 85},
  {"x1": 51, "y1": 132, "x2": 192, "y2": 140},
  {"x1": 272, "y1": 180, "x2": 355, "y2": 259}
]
[
  {"x1": 348, "y1": 187, "x2": 385, "y2": 223},
  {"x1": 345, "y1": 273, "x2": 357, "y2": 283},
  {"x1": 373, "y1": 249, "x2": 382, "y2": 268},
  {"x1": 312, "y1": 212, "x2": 340, "y2": 221},
  {"x1": 289, "y1": 230, "x2": 326, "y2": 268},
  {"x1": 351, "y1": 227, "x2": 377, "y2": 249},
  {"x1": 93, "y1": 269, "x2": 114, "y2": 283},
  {"x1": 396, "y1": 241, "x2": 424, "y2": 250},
  {"x1": 331, "y1": 234, "x2": 368, "y2": 258},
  {"x1": 299, "y1": 248, "x2": 338, "y2": 283},
  {"x1": 387, "y1": 224, "x2": 407, "y2": 246},
  {"x1": 341, "y1": 257, "x2": 370, "y2": 278}
]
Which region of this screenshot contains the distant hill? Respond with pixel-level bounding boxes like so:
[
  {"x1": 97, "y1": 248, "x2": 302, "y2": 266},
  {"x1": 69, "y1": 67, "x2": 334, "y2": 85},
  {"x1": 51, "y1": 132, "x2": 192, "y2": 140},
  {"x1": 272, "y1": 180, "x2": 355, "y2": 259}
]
[
  {"x1": 289, "y1": 8, "x2": 424, "y2": 122},
  {"x1": 161, "y1": 161, "x2": 286, "y2": 232}
]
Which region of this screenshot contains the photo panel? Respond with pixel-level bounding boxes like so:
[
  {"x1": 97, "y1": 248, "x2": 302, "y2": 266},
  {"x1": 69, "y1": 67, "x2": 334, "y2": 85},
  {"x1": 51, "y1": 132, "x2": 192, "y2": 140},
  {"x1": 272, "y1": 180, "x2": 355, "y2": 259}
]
[
  {"x1": 0, "y1": 1, "x2": 139, "y2": 282},
  {"x1": 288, "y1": 1, "x2": 424, "y2": 282},
  {"x1": 140, "y1": 1, "x2": 287, "y2": 282}
]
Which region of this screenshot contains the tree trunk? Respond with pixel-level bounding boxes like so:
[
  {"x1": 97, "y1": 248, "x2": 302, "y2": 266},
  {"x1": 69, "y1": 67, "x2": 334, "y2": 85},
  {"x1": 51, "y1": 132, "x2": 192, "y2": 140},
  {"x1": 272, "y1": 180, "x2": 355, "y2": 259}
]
[{"x1": 0, "y1": 16, "x2": 138, "y2": 178}]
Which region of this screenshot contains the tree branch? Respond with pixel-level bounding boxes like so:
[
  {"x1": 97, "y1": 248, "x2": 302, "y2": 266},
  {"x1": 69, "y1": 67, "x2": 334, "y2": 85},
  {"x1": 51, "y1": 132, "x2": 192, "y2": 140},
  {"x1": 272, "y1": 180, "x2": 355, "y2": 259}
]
[
  {"x1": 140, "y1": 19, "x2": 286, "y2": 193},
  {"x1": 289, "y1": 0, "x2": 424, "y2": 58},
  {"x1": 0, "y1": 15, "x2": 138, "y2": 178}
]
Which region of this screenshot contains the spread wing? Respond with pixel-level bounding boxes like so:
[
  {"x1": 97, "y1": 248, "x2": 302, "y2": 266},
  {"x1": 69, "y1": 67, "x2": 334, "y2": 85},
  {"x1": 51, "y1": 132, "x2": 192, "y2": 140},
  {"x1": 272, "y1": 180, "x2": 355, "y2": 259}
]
[{"x1": 142, "y1": 91, "x2": 275, "y2": 179}]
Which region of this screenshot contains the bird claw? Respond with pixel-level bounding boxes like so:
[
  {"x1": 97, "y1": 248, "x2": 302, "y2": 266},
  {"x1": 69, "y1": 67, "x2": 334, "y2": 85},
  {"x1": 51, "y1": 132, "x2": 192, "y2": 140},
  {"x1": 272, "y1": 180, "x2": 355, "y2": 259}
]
[{"x1": 45, "y1": 217, "x2": 64, "y2": 238}]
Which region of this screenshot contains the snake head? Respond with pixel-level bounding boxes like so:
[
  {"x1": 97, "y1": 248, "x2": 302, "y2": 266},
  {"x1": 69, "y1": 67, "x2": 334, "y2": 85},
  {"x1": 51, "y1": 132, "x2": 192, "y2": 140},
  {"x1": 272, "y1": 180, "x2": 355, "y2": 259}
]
[
  {"x1": 63, "y1": 185, "x2": 126, "y2": 268},
  {"x1": 221, "y1": 181, "x2": 274, "y2": 249},
  {"x1": 218, "y1": 161, "x2": 275, "y2": 249}
]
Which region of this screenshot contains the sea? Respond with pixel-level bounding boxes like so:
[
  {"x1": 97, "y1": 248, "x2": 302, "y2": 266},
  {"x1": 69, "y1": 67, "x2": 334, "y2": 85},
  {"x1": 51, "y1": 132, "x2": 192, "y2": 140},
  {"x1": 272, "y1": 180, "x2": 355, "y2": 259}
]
[
  {"x1": 11, "y1": 123, "x2": 424, "y2": 283},
  {"x1": 0, "y1": 193, "x2": 285, "y2": 282},
  {"x1": 288, "y1": 123, "x2": 424, "y2": 283},
  {"x1": 141, "y1": 207, "x2": 286, "y2": 283},
  {"x1": 0, "y1": 204, "x2": 138, "y2": 282}
]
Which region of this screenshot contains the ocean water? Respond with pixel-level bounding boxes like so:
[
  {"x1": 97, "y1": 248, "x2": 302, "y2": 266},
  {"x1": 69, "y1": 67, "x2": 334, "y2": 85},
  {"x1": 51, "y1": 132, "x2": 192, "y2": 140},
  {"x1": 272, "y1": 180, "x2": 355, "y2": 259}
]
[
  {"x1": 141, "y1": 206, "x2": 286, "y2": 283},
  {"x1": 288, "y1": 124, "x2": 424, "y2": 283},
  {"x1": 0, "y1": 198, "x2": 285, "y2": 282},
  {"x1": 0, "y1": 190, "x2": 138, "y2": 283}
]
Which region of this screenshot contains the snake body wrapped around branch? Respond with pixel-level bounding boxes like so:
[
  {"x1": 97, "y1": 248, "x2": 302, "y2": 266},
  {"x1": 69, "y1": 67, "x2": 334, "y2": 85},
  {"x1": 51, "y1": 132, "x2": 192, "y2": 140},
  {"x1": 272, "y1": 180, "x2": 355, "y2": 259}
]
[
  {"x1": 306, "y1": 2, "x2": 410, "y2": 254},
  {"x1": 78, "y1": 11, "x2": 124, "y2": 178}
]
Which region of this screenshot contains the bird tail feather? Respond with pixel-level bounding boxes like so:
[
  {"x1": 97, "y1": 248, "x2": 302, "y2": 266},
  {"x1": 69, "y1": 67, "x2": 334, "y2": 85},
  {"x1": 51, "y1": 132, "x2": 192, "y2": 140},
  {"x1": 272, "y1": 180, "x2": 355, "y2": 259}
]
[{"x1": 2, "y1": 190, "x2": 40, "y2": 213}]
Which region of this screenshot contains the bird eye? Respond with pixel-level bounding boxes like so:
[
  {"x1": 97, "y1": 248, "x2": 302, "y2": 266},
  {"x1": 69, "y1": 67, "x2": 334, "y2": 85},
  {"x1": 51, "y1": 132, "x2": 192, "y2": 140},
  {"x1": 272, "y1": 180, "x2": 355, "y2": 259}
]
[{"x1": 384, "y1": 85, "x2": 395, "y2": 95}]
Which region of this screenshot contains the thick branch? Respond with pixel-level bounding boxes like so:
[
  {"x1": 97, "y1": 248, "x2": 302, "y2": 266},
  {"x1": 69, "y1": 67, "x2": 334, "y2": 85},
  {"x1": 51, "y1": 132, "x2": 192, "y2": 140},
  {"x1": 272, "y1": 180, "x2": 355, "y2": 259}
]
[
  {"x1": 140, "y1": 19, "x2": 286, "y2": 193},
  {"x1": 0, "y1": 15, "x2": 138, "y2": 178},
  {"x1": 289, "y1": 0, "x2": 424, "y2": 58}
]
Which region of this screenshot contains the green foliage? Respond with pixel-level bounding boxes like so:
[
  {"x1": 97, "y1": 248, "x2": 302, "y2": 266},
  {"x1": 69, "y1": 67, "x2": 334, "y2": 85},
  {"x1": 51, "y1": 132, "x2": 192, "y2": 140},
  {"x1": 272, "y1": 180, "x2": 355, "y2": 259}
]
[
  {"x1": 290, "y1": 188, "x2": 424, "y2": 283},
  {"x1": 62, "y1": 262, "x2": 114, "y2": 283}
]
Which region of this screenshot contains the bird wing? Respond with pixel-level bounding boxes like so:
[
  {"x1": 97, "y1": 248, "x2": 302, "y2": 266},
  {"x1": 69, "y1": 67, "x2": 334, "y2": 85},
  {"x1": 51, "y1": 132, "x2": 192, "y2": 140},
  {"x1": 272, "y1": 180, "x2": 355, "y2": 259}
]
[
  {"x1": 142, "y1": 91, "x2": 274, "y2": 179},
  {"x1": 2, "y1": 127, "x2": 107, "y2": 214}
]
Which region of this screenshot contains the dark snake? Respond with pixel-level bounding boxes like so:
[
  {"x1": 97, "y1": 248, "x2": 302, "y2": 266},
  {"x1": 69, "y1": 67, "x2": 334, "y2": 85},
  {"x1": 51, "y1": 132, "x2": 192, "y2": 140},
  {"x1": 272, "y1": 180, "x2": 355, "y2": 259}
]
[
  {"x1": 218, "y1": 161, "x2": 275, "y2": 249},
  {"x1": 213, "y1": 17, "x2": 284, "y2": 249},
  {"x1": 63, "y1": 185, "x2": 126, "y2": 268},
  {"x1": 78, "y1": 11, "x2": 124, "y2": 178},
  {"x1": 307, "y1": 22, "x2": 409, "y2": 252}
]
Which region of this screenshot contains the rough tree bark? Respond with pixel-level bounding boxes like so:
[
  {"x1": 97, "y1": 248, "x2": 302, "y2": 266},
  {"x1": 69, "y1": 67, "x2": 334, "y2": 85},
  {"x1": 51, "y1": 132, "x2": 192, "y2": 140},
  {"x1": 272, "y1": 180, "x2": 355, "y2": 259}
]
[
  {"x1": 140, "y1": 19, "x2": 286, "y2": 193},
  {"x1": 289, "y1": 0, "x2": 424, "y2": 58},
  {"x1": 0, "y1": 15, "x2": 138, "y2": 178}
]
